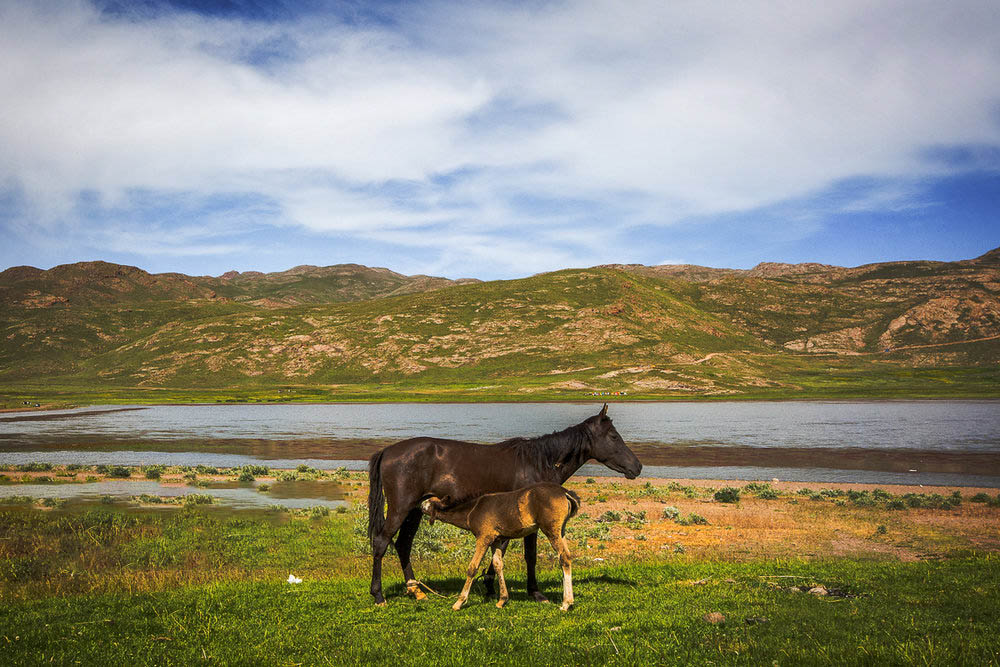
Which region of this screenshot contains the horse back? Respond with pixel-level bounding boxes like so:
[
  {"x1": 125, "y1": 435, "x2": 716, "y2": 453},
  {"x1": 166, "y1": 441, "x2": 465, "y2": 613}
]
[{"x1": 376, "y1": 437, "x2": 522, "y2": 507}]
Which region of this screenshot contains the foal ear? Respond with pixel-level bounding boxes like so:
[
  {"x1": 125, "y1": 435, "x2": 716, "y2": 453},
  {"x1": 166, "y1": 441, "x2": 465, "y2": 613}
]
[{"x1": 599, "y1": 403, "x2": 608, "y2": 418}]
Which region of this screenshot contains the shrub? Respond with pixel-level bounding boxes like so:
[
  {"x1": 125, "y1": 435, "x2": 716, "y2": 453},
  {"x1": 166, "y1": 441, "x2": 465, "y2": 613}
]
[
  {"x1": 662, "y1": 506, "x2": 680, "y2": 520},
  {"x1": 195, "y1": 465, "x2": 220, "y2": 475},
  {"x1": 65, "y1": 464, "x2": 82, "y2": 472},
  {"x1": 597, "y1": 510, "x2": 622, "y2": 523},
  {"x1": 887, "y1": 499, "x2": 906, "y2": 510},
  {"x1": 876, "y1": 524, "x2": 887, "y2": 535},
  {"x1": 107, "y1": 466, "x2": 131, "y2": 479},
  {"x1": 970, "y1": 493, "x2": 991, "y2": 503},
  {"x1": 950, "y1": 491, "x2": 962, "y2": 505},
  {"x1": 257, "y1": 483, "x2": 271, "y2": 493},
  {"x1": 586, "y1": 478, "x2": 596, "y2": 484},
  {"x1": 35, "y1": 476, "x2": 53, "y2": 484},
  {"x1": 100, "y1": 495, "x2": 115, "y2": 504},
  {"x1": 714, "y1": 487, "x2": 741, "y2": 503},
  {"x1": 18, "y1": 462, "x2": 53, "y2": 472},
  {"x1": 796, "y1": 488, "x2": 813, "y2": 496},
  {"x1": 182, "y1": 494, "x2": 213, "y2": 505},
  {"x1": 238, "y1": 470, "x2": 255, "y2": 483},
  {"x1": 142, "y1": 465, "x2": 165, "y2": 480},
  {"x1": 676, "y1": 513, "x2": 708, "y2": 526},
  {"x1": 988, "y1": 495, "x2": 1000, "y2": 508},
  {"x1": 309, "y1": 505, "x2": 330, "y2": 518}
]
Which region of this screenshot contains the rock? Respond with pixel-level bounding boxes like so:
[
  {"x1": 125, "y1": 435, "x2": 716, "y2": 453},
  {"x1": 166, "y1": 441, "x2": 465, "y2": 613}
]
[
  {"x1": 789, "y1": 586, "x2": 802, "y2": 593},
  {"x1": 724, "y1": 578, "x2": 736, "y2": 583},
  {"x1": 703, "y1": 612, "x2": 726, "y2": 625},
  {"x1": 808, "y1": 586, "x2": 829, "y2": 596}
]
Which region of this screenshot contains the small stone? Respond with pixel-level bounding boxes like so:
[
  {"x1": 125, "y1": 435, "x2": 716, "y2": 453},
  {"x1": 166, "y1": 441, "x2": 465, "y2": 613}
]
[
  {"x1": 724, "y1": 578, "x2": 736, "y2": 584},
  {"x1": 609, "y1": 626, "x2": 621, "y2": 632},
  {"x1": 703, "y1": 612, "x2": 726, "y2": 625},
  {"x1": 693, "y1": 578, "x2": 709, "y2": 585},
  {"x1": 772, "y1": 478, "x2": 780, "y2": 483},
  {"x1": 789, "y1": 586, "x2": 802, "y2": 593},
  {"x1": 808, "y1": 586, "x2": 829, "y2": 596}
]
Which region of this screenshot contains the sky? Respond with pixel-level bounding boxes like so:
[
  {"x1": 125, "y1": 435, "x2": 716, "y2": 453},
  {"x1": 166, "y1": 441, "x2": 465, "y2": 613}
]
[{"x1": 1, "y1": 0, "x2": 999, "y2": 280}]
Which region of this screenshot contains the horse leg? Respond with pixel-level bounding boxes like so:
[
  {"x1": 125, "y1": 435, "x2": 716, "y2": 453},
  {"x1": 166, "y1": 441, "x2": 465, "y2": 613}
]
[
  {"x1": 544, "y1": 531, "x2": 574, "y2": 611},
  {"x1": 524, "y1": 532, "x2": 549, "y2": 603},
  {"x1": 394, "y1": 508, "x2": 426, "y2": 601},
  {"x1": 453, "y1": 537, "x2": 491, "y2": 611},
  {"x1": 491, "y1": 546, "x2": 509, "y2": 609},
  {"x1": 370, "y1": 506, "x2": 410, "y2": 606},
  {"x1": 481, "y1": 537, "x2": 509, "y2": 598}
]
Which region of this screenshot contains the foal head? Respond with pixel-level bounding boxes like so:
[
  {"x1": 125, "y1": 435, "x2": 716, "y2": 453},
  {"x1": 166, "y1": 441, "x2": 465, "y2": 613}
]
[{"x1": 585, "y1": 404, "x2": 642, "y2": 479}]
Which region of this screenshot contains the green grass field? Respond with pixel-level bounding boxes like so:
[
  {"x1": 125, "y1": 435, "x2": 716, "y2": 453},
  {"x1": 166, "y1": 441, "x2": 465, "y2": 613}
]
[{"x1": 3, "y1": 471, "x2": 1000, "y2": 665}]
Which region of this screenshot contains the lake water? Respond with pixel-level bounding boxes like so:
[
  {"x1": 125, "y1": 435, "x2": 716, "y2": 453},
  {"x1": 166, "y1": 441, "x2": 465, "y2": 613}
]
[{"x1": 2, "y1": 401, "x2": 999, "y2": 487}]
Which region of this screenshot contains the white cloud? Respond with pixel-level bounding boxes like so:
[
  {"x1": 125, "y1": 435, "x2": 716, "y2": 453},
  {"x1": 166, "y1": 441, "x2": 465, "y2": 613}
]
[{"x1": 1, "y1": 0, "x2": 999, "y2": 276}]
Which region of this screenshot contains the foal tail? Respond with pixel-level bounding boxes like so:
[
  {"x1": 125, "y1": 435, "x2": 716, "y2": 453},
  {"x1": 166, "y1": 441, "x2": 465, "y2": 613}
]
[
  {"x1": 367, "y1": 449, "x2": 387, "y2": 543},
  {"x1": 561, "y1": 488, "x2": 582, "y2": 536}
]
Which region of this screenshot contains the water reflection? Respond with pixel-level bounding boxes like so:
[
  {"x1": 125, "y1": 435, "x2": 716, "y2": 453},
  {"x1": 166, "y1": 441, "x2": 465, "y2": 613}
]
[{"x1": 0, "y1": 479, "x2": 348, "y2": 510}]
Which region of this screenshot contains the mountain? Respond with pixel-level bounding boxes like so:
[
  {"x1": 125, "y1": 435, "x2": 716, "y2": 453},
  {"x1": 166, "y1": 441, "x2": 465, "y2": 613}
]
[{"x1": 1, "y1": 249, "x2": 998, "y2": 398}]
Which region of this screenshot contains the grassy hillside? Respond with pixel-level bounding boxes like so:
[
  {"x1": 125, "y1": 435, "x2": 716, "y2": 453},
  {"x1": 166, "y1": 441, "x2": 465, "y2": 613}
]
[{"x1": 1, "y1": 250, "x2": 998, "y2": 402}]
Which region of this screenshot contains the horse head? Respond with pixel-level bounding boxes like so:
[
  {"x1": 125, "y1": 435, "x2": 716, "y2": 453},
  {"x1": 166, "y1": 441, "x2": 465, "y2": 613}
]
[
  {"x1": 420, "y1": 496, "x2": 450, "y2": 525},
  {"x1": 585, "y1": 404, "x2": 642, "y2": 479}
]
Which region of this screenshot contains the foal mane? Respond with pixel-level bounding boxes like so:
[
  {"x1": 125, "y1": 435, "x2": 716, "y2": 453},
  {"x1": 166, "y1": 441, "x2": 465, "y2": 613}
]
[{"x1": 497, "y1": 420, "x2": 592, "y2": 475}]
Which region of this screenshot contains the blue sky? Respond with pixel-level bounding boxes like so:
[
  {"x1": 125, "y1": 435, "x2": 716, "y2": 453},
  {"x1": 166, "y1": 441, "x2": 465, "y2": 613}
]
[{"x1": 1, "y1": 0, "x2": 998, "y2": 280}]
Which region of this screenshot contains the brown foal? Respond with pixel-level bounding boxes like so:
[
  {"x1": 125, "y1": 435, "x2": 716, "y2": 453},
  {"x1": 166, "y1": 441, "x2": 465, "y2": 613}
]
[{"x1": 422, "y1": 482, "x2": 581, "y2": 611}]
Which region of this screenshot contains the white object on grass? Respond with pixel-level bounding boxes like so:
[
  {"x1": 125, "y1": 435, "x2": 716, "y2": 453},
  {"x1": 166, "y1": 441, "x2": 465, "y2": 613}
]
[{"x1": 287, "y1": 574, "x2": 302, "y2": 584}]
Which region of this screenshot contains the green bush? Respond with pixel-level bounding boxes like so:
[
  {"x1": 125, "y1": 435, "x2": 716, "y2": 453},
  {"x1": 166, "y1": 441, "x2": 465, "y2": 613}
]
[
  {"x1": 18, "y1": 463, "x2": 53, "y2": 472},
  {"x1": 714, "y1": 487, "x2": 740, "y2": 503},
  {"x1": 597, "y1": 510, "x2": 622, "y2": 523},
  {"x1": 676, "y1": 513, "x2": 708, "y2": 526},
  {"x1": 238, "y1": 470, "x2": 255, "y2": 483},
  {"x1": 970, "y1": 493, "x2": 991, "y2": 503},
  {"x1": 661, "y1": 506, "x2": 680, "y2": 520},
  {"x1": 142, "y1": 465, "x2": 165, "y2": 480},
  {"x1": 107, "y1": 466, "x2": 131, "y2": 479}
]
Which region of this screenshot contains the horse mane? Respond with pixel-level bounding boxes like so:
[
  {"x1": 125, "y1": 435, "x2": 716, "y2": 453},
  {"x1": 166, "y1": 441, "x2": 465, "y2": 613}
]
[{"x1": 497, "y1": 421, "x2": 592, "y2": 476}]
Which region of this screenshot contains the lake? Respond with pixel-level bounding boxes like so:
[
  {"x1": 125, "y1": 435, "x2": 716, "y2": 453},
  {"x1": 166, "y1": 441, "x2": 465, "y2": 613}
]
[{"x1": 2, "y1": 401, "x2": 999, "y2": 487}]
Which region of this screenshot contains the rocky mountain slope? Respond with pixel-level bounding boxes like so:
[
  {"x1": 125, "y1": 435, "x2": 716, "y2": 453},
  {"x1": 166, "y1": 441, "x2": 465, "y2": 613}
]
[{"x1": 1, "y1": 249, "x2": 997, "y2": 396}]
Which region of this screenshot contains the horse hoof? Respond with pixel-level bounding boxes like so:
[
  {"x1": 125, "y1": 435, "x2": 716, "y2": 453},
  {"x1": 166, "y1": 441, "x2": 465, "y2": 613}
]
[
  {"x1": 413, "y1": 590, "x2": 427, "y2": 601},
  {"x1": 560, "y1": 603, "x2": 572, "y2": 612},
  {"x1": 496, "y1": 600, "x2": 507, "y2": 609},
  {"x1": 451, "y1": 602, "x2": 463, "y2": 611},
  {"x1": 530, "y1": 591, "x2": 550, "y2": 603},
  {"x1": 375, "y1": 601, "x2": 387, "y2": 608}
]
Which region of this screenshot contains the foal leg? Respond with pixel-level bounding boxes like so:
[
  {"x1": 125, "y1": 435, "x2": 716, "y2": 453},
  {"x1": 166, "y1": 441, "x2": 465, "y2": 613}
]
[
  {"x1": 481, "y1": 538, "x2": 509, "y2": 598},
  {"x1": 491, "y1": 546, "x2": 509, "y2": 609},
  {"x1": 524, "y1": 532, "x2": 549, "y2": 603},
  {"x1": 370, "y1": 506, "x2": 410, "y2": 606},
  {"x1": 545, "y1": 532, "x2": 574, "y2": 611},
  {"x1": 453, "y1": 538, "x2": 492, "y2": 611},
  {"x1": 394, "y1": 509, "x2": 426, "y2": 601}
]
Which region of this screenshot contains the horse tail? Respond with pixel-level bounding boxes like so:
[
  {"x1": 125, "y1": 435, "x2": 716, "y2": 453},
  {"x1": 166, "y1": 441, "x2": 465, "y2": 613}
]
[
  {"x1": 367, "y1": 449, "x2": 387, "y2": 542},
  {"x1": 562, "y1": 488, "x2": 581, "y2": 536}
]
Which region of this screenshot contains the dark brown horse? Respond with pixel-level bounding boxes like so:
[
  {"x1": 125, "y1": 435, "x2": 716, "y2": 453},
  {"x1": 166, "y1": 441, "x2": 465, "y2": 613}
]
[{"x1": 367, "y1": 404, "x2": 642, "y2": 605}]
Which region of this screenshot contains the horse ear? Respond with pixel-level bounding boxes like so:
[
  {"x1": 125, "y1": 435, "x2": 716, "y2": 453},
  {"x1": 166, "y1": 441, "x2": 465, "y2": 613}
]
[{"x1": 600, "y1": 403, "x2": 608, "y2": 417}]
